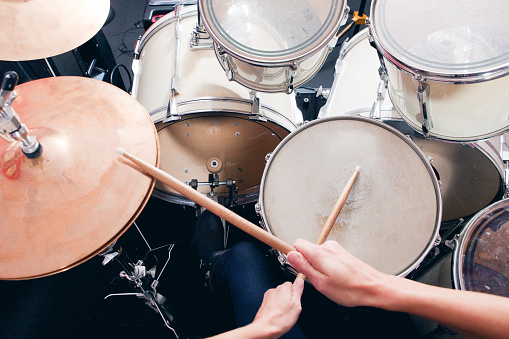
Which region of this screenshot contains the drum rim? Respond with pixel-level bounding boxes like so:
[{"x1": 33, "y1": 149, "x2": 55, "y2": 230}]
[
  {"x1": 368, "y1": 0, "x2": 509, "y2": 83},
  {"x1": 453, "y1": 198, "x2": 509, "y2": 292},
  {"x1": 198, "y1": 0, "x2": 346, "y2": 66},
  {"x1": 259, "y1": 115, "x2": 443, "y2": 277}
]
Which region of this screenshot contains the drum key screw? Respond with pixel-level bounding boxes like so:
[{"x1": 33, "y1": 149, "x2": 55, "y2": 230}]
[
  {"x1": 235, "y1": 122, "x2": 239, "y2": 126},
  {"x1": 238, "y1": 179, "x2": 243, "y2": 184},
  {"x1": 185, "y1": 132, "x2": 190, "y2": 137},
  {"x1": 184, "y1": 168, "x2": 189, "y2": 173},
  {"x1": 238, "y1": 168, "x2": 242, "y2": 173},
  {"x1": 235, "y1": 132, "x2": 240, "y2": 136},
  {"x1": 186, "y1": 123, "x2": 190, "y2": 127},
  {"x1": 184, "y1": 180, "x2": 189, "y2": 184}
]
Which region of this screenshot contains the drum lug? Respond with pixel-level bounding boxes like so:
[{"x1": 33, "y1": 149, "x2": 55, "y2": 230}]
[
  {"x1": 249, "y1": 93, "x2": 267, "y2": 121},
  {"x1": 255, "y1": 202, "x2": 262, "y2": 215},
  {"x1": 434, "y1": 234, "x2": 442, "y2": 247},
  {"x1": 285, "y1": 70, "x2": 294, "y2": 94},
  {"x1": 417, "y1": 80, "x2": 432, "y2": 138},
  {"x1": 264, "y1": 152, "x2": 272, "y2": 163}
]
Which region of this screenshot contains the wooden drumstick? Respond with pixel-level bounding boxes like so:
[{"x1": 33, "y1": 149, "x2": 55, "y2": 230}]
[
  {"x1": 116, "y1": 148, "x2": 296, "y2": 255},
  {"x1": 294, "y1": 165, "x2": 361, "y2": 282}
]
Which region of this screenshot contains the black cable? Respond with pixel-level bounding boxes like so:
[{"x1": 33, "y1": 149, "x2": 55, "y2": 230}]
[{"x1": 110, "y1": 63, "x2": 133, "y2": 93}]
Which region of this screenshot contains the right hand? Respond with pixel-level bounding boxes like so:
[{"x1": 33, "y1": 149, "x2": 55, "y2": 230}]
[{"x1": 287, "y1": 239, "x2": 389, "y2": 307}]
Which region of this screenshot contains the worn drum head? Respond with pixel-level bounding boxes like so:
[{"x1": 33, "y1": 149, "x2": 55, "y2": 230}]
[
  {"x1": 260, "y1": 116, "x2": 441, "y2": 276},
  {"x1": 199, "y1": 0, "x2": 346, "y2": 65},
  {"x1": 454, "y1": 199, "x2": 509, "y2": 297}
]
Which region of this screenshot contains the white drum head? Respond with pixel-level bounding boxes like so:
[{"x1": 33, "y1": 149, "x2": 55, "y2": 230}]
[
  {"x1": 370, "y1": 0, "x2": 509, "y2": 80},
  {"x1": 199, "y1": 0, "x2": 346, "y2": 65},
  {"x1": 260, "y1": 116, "x2": 441, "y2": 276}
]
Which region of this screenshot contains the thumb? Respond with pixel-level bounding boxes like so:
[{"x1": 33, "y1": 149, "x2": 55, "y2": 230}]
[
  {"x1": 292, "y1": 277, "x2": 305, "y2": 299},
  {"x1": 288, "y1": 251, "x2": 320, "y2": 281}
]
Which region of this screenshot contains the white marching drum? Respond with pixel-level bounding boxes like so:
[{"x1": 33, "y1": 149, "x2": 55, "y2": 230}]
[
  {"x1": 321, "y1": 29, "x2": 505, "y2": 223},
  {"x1": 258, "y1": 116, "x2": 442, "y2": 276},
  {"x1": 368, "y1": 0, "x2": 509, "y2": 141},
  {"x1": 198, "y1": 0, "x2": 349, "y2": 93},
  {"x1": 131, "y1": 6, "x2": 301, "y2": 205}
]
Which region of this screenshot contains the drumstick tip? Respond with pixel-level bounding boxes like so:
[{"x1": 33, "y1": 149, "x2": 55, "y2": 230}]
[
  {"x1": 355, "y1": 165, "x2": 361, "y2": 172},
  {"x1": 116, "y1": 147, "x2": 125, "y2": 156}
]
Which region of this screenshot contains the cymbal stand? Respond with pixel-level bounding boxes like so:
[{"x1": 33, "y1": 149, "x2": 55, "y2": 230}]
[
  {"x1": 101, "y1": 231, "x2": 180, "y2": 338},
  {"x1": 0, "y1": 71, "x2": 42, "y2": 158}
]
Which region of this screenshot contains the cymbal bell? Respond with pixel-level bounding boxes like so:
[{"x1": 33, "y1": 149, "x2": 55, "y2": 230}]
[
  {"x1": 0, "y1": 76, "x2": 159, "y2": 280},
  {"x1": 0, "y1": 0, "x2": 110, "y2": 61}
]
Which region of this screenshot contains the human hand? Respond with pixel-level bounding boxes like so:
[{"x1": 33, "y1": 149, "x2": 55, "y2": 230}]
[
  {"x1": 287, "y1": 239, "x2": 389, "y2": 308},
  {"x1": 251, "y1": 279, "x2": 304, "y2": 338}
]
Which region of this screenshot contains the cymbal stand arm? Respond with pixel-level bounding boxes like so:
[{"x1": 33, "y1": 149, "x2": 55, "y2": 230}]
[{"x1": 0, "y1": 71, "x2": 42, "y2": 158}]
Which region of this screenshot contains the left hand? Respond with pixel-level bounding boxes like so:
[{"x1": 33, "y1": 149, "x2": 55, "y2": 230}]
[{"x1": 252, "y1": 278, "x2": 305, "y2": 338}]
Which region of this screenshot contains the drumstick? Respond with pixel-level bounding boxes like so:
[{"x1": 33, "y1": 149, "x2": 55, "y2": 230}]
[
  {"x1": 116, "y1": 148, "x2": 296, "y2": 255},
  {"x1": 294, "y1": 165, "x2": 361, "y2": 282}
]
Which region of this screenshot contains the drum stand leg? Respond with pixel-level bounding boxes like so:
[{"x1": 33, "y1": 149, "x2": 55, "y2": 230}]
[{"x1": 100, "y1": 225, "x2": 180, "y2": 338}]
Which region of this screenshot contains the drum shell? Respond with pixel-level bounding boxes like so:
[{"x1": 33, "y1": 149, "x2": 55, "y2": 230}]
[
  {"x1": 132, "y1": 5, "x2": 301, "y2": 122},
  {"x1": 215, "y1": 44, "x2": 331, "y2": 93},
  {"x1": 384, "y1": 60, "x2": 509, "y2": 141}
]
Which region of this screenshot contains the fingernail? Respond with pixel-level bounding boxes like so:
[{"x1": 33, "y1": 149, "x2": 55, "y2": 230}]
[{"x1": 295, "y1": 277, "x2": 305, "y2": 288}]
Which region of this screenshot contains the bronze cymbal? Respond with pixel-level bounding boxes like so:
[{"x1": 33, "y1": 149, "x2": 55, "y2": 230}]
[
  {"x1": 0, "y1": 76, "x2": 159, "y2": 280},
  {"x1": 0, "y1": 0, "x2": 110, "y2": 61}
]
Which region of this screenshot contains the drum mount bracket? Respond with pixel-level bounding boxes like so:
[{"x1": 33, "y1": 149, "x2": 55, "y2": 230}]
[{"x1": 0, "y1": 71, "x2": 42, "y2": 158}]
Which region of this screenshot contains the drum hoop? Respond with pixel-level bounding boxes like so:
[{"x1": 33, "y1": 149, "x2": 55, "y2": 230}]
[
  {"x1": 453, "y1": 198, "x2": 509, "y2": 291},
  {"x1": 368, "y1": 1, "x2": 509, "y2": 84},
  {"x1": 149, "y1": 97, "x2": 297, "y2": 130},
  {"x1": 339, "y1": 27, "x2": 370, "y2": 58},
  {"x1": 198, "y1": 0, "x2": 346, "y2": 66},
  {"x1": 259, "y1": 115, "x2": 443, "y2": 277}
]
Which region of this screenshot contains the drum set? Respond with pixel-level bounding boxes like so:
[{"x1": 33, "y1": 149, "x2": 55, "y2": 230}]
[{"x1": 1, "y1": 0, "x2": 509, "y2": 337}]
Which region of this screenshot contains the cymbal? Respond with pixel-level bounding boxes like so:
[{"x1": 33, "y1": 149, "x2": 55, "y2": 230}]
[
  {"x1": 0, "y1": 76, "x2": 159, "y2": 280},
  {"x1": 0, "y1": 0, "x2": 110, "y2": 61}
]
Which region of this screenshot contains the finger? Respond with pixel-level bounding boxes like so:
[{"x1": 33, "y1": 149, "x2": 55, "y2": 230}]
[{"x1": 292, "y1": 277, "x2": 304, "y2": 300}]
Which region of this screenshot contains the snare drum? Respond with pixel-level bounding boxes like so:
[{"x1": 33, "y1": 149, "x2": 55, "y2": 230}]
[
  {"x1": 412, "y1": 198, "x2": 509, "y2": 337},
  {"x1": 368, "y1": 0, "x2": 509, "y2": 141},
  {"x1": 198, "y1": 0, "x2": 349, "y2": 93},
  {"x1": 132, "y1": 6, "x2": 301, "y2": 205},
  {"x1": 259, "y1": 116, "x2": 442, "y2": 276},
  {"x1": 321, "y1": 29, "x2": 505, "y2": 222}
]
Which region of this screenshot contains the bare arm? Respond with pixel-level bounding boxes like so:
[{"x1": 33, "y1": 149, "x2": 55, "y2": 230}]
[
  {"x1": 207, "y1": 279, "x2": 304, "y2": 339},
  {"x1": 287, "y1": 239, "x2": 509, "y2": 339}
]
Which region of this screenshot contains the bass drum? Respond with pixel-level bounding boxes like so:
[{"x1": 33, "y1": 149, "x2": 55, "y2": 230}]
[
  {"x1": 131, "y1": 5, "x2": 301, "y2": 205},
  {"x1": 411, "y1": 199, "x2": 509, "y2": 337},
  {"x1": 320, "y1": 28, "x2": 505, "y2": 222},
  {"x1": 259, "y1": 116, "x2": 442, "y2": 277}
]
